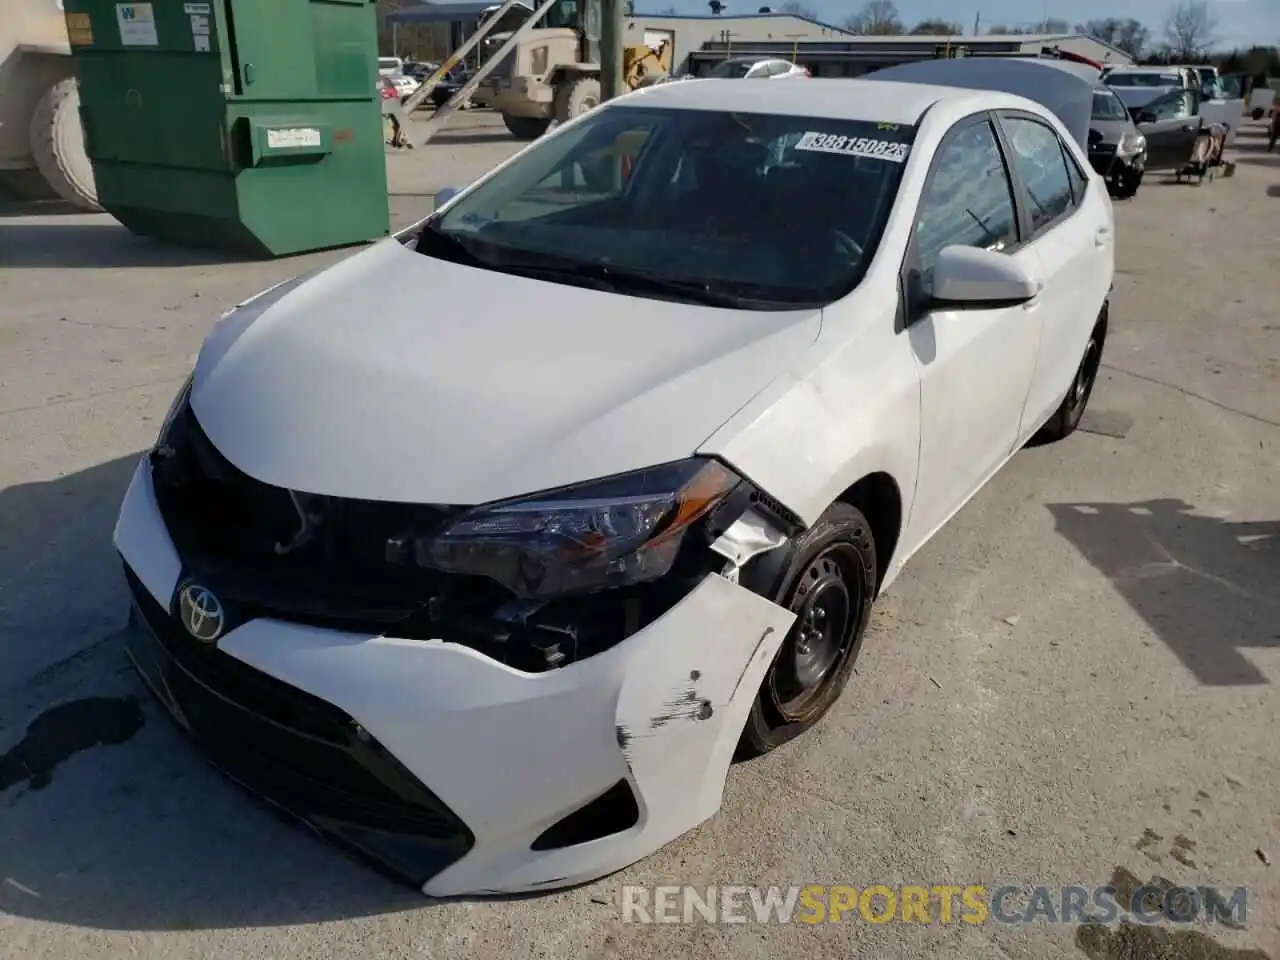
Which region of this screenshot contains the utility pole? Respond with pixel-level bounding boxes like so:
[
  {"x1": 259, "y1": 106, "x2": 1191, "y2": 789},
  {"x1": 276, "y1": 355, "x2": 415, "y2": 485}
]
[
  {"x1": 973, "y1": 11, "x2": 980, "y2": 35},
  {"x1": 600, "y1": 0, "x2": 625, "y2": 101}
]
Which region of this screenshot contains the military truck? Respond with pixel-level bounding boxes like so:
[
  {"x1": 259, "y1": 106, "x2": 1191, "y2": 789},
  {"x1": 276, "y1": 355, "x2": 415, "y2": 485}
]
[
  {"x1": 475, "y1": 0, "x2": 672, "y2": 140},
  {"x1": 0, "y1": 0, "x2": 98, "y2": 209}
]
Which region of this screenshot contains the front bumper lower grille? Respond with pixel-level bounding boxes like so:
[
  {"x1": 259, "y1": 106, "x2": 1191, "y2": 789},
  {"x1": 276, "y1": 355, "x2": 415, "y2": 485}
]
[{"x1": 123, "y1": 563, "x2": 475, "y2": 888}]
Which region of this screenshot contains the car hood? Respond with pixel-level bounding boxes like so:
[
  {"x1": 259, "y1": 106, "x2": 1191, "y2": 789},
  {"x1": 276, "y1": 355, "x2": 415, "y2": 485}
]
[
  {"x1": 1090, "y1": 117, "x2": 1138, "y2": 143},
  {"x1": 191, "y1": 239, "x2": 822, "y2": 505},
  {"x1": 1112, "y1": 85, "x2": 1176, "y2": 109}
]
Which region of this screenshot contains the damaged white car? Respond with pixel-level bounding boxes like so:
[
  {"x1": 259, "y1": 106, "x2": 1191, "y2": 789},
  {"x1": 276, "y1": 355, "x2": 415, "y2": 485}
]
[{"x1": 114, "y1": 67, "x2": 1114, "y2": 896}]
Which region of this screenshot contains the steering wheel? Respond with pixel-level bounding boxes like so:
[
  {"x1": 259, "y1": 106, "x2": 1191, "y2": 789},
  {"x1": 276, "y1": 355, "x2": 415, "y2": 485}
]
[{"x1": 831, "y1": 227, "x2": 863, "y2": 262}]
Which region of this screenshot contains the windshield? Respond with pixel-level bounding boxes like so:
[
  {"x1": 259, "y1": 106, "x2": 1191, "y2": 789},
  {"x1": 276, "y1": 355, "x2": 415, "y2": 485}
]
[
  {"x1": 1091, "y1": 91, "x2": 1130, "y2": 121},
  {"x1": 710, "y1": 59, "x2": 756, "y2": 79},
  {"x1": 419, "y1": 105, "x2": 914, "y2": 309},
  {"x1": 1107, "y1": 72, "x2": 1180, "y2": 88},
  {"x1": 542, "y1": 0, "x2": 578, "y2": 30}
]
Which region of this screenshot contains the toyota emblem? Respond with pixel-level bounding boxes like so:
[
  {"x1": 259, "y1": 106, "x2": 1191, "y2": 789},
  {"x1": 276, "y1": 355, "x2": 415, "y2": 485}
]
[{"x1": 178, "y1": 583, "x2": 226, "y2": 643}]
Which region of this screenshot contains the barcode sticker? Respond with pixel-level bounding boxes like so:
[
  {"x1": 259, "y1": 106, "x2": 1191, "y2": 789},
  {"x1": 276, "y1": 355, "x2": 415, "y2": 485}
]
[{"x1": 794, "y1": 131, "x2": 910, "y2": 163}]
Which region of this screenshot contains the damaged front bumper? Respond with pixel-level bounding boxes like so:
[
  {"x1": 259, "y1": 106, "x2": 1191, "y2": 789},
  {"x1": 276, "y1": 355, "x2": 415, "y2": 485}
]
[{"x1": 114, "y1": 458, "x2": 796, "y2": 895}]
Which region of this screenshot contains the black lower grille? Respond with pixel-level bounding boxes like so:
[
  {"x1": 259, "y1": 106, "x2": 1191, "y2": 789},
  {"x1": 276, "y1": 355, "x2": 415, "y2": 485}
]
[
  {"x1": 149, "y1": 400, "x2": 500, "y2": 633},
  {"x1": 124, "y1": 564, "x2": 474, "y2": 886}
]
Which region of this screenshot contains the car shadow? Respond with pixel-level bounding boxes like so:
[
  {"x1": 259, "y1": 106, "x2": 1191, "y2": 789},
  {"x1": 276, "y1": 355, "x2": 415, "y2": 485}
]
[
  {"x1": 1047, "y1": 499, "x2": 1279, "y2": 686},
  {"x1": 0, "y1": 454, "x2": 577, "y2": 930},
  {"x1": 0, "y1": 199, "x2": 86, "y2": 218},
  {"x1": 0, "y1": 220, "x2": 259, "y2": 268}
]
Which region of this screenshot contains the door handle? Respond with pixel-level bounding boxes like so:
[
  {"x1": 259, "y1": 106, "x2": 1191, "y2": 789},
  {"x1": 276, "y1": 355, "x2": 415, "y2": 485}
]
[
  {"x1": 1095, "y1": 225, "x2": 1112, "y2": 247},
  {"x1": 243, "y1": 63, "x2": 255, "y2": 85},
  {"x1": 1181, "y1": 123, "x2": 1195, "y2": 131}
]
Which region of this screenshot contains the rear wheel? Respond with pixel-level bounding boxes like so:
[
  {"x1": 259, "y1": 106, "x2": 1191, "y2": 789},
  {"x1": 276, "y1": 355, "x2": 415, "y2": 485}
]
[
  {"x1": 1034, "y1": 308, "x2": 1108, "y2": 444},
  {"x1": 30, "y1": 77, "x2": 99, "y2": 212},
  {"x1": 738, "y1": 502, "x2": 877, "y2": 758},
  {"x1": 502, "y1": 113, "x2": 551, "y2": 140}
]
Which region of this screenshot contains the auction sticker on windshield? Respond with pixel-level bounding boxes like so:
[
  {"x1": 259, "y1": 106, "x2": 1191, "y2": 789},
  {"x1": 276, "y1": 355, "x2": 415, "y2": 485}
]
[{"x1": 794, "y1": 132, "x2": 910, "y2": 163}]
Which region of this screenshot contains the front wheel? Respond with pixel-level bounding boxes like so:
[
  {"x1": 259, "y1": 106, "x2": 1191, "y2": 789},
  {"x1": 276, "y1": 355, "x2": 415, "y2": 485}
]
[
  {"x1": 30, "y1": 77, "x2": 99, "y2": 212},
  {"x1": 552, "y1": 76, "x2": 601, "y2": 125},
  {"x1": 1034, "y1": 308, "x2": 1108, "y2": 444},
  {"x1": 737, "y1": 502, "x2": 877, "y2": 758},
  {"x1": 1112, "y1": 166, "x2": 1142, "y2": 199}
]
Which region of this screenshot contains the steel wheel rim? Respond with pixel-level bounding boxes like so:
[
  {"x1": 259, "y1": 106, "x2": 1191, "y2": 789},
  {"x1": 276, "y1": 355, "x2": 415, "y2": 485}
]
[
  {"x1": 1070, "y1": 336, "x2": 1101, "y2": 412},
  {"x1": 769, "y1": 544, "x2": 862, "y2": 723}
]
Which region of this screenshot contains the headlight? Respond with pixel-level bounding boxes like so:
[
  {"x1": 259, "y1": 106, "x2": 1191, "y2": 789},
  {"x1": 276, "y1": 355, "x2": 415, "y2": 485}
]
[
  {"x1": 415, "y1": 458, "x2": 743, "y2": 598},
  {"x1": 1117, "y1": 132, "x2": 1146, "y2": 156},
  {"x1": 154, "y1": 373, "x2": 193, "y2": 450}
]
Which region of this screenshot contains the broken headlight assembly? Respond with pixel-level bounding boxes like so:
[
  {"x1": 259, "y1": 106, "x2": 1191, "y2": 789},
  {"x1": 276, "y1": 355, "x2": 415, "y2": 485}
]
[
  {"x1": 415, "y1": 458, "x2": 748, "y2": 600},
  {"x1": 153, "y1": 373, "x2": 194, "y2": 452}
]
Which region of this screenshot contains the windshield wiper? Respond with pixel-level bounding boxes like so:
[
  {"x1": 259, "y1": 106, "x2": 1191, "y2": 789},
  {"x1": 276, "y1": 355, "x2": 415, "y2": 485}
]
[
  {"x1": 415, "y1": 223, "x2": 492, "y2": 268},
  {"x1": 500, "y1": 260, "x2": 786, "y2": 309}
]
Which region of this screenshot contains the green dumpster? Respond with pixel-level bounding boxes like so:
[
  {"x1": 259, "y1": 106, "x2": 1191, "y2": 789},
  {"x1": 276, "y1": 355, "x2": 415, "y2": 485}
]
[{"x1": 63, "y1": 0, "x2": 390, "y2": 258}]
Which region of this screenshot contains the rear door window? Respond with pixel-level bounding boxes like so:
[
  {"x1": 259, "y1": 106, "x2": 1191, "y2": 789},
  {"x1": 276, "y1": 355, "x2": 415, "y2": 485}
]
[{"x1": 1000, "y1": 116, "x2": 1077, "y2": 234}]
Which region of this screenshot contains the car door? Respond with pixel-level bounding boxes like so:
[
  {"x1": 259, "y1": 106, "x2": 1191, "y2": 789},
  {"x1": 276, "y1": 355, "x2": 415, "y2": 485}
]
[
  {"x1": 900, "y1": 114, "x2": 1044, "y2": 545},
  {"x1": 1138, "y1": 91, "x2": 1202, "y2": 168},
  {"x1": 996, "y1": 112, "x2": 1112, "y2": 436}
]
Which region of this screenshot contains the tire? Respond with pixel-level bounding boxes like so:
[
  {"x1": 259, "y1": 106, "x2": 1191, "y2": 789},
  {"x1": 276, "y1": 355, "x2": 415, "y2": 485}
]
[
  {"x1": 737, "y1": 502, "x2": 878, "y2": 758},
  {"x1": 1112, "y1": 167, "x2": 1142, "y2": 199},
  {"x1": 1034, "y1": 307, "x2": 1108, "y2": 444},
  {"x1": 29, "y1": 77, "x2": 99, "y2": 212},
  {"x1": 552, "y1": 76, "x2": 601, "y2": 125},
  {"x1": 502, "y1": 113, "x2": 551, "y2": 140}
]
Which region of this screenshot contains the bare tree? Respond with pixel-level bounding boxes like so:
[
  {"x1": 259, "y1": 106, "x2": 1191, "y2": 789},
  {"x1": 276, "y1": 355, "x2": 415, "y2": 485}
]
[
  {"x1": 1164, "y1": 1, "x2": 1217, "y2": 59},
  {"x1": 844, "y1": 0, "x2": 904, "y2": 35},
  {"x1": 778, "y1": 0, "x2": 819, "y2": 18},
  {"x1": 1075, "y1": 17, "x2": 1150, "y2": 58},
  {"x1": 909, "y1": 19, "x2": 961, "y2": 35}
]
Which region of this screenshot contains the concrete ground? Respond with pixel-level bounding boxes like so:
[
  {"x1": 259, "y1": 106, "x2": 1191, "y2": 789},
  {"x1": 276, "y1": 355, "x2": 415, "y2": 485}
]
[{"x1": 1, "y1": 110, "x2": 1277, "y2": 960}]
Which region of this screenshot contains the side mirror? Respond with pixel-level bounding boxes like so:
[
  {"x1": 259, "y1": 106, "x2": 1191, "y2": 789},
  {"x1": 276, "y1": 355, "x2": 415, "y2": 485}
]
[
  {"x1": 931, "y1": 245, "x2": 1041, "y2": 308},
  {"x1": 434, "y1": 186, "x2": 462, "y2": 209},
  {"x1": 1136, "y1": 110, "x2": 1157, "y2": 124}
]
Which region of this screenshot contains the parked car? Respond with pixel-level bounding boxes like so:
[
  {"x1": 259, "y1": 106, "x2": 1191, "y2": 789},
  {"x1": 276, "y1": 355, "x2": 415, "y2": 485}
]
[
  {"x1": 708, "y1": 56, "x2": 809, "y2": 79},
  {"x1": 377, "y1": 56, "x2": 404, "y2": 78},
  {"x1": 377, "y1": 76, "x2": 400, "y2": 102},
  {"x1": 1131, "y1": 88, "x2": 1209, "y2": 171},
  {"x1": 1105, "y1": 65, "x2": 1199, "y2": 110},
  {"x1": 389, "y1": 74, "x2": 421, "y2": 99},
  {"x1": 431, "y1": 66, "x2": 474, "y2": 107},
  {"x1": 115, "y1": 73, "x2": 1113, "y2": 898},
  {"x1": 1088, "y1": 86, "x2": 1147, "y2": 198}
]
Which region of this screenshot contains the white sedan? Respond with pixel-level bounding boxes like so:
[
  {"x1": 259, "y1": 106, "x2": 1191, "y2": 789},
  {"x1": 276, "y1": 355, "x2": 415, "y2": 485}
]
[
  {"x1": 114, "y1": 71, "x2": 1113, "y2": 896},
  {"x1": 708, "y1": 56, "x2": 810, "y2": 79}
]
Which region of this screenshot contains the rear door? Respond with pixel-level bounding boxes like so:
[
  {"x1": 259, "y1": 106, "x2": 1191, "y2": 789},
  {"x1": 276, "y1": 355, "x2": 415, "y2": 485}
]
[
  {"x1": 995, "y1": 111, "x2": 1112, "y2": 435},
  {"x1": 1139, "y1": 91, "x2": 1202, "y2": 168}
]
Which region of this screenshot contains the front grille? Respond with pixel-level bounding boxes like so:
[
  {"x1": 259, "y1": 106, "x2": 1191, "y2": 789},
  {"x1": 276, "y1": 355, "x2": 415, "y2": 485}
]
[
  {"x1": 124, "y1": 564, "x2": 475, "y2": 884},
  {"x1": 150, "y1": 401, "x2": 501, "y2": 632}
]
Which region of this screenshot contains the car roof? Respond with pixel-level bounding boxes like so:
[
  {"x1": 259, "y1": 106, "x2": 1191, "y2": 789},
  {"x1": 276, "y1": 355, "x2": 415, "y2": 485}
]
[{"x1": 628, "y1": 78, "x2": 989, "y2": 126}]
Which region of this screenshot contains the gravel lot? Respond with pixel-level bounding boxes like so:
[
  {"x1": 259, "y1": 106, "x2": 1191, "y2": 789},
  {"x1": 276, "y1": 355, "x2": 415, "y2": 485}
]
[{"x1": 1, "y1": 110, "x2": 1277, "y2": 960}]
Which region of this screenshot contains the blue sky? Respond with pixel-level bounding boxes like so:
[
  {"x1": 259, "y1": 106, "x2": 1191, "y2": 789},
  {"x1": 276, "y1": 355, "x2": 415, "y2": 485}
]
[{"x1": 647, "y1": 0, "x2": 1277, "y2": 49}]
